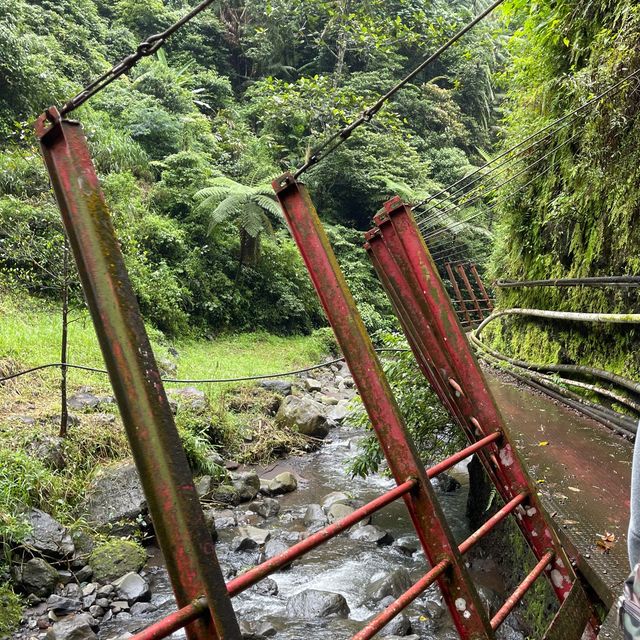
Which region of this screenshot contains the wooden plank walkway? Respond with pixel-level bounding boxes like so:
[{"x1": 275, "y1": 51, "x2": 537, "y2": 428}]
[{"x1": 487, "y1": 372, "x2": 632, "y2": 638}]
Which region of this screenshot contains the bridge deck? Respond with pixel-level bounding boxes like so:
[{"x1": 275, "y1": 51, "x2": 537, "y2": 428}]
[{"x1": 487, "y1": 371, "x2": 632, "y2": 638}]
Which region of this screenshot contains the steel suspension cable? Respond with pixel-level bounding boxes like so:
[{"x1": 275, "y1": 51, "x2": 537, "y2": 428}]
[
  {"x1": 411, "y1": 67, "x2": 640, "y2": 213},
  {"x1": 292, "y1": 0, "x2": 507, "y2": 178}
]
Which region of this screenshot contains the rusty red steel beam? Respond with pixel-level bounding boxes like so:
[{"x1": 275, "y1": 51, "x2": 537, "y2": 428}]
[
  {"x1": 456, "y1": 262, "x2": 485, "y2": 321},
  {"x1": 445, "y1": 262, "x2": 472, "y2": 325},
  {"x1": 373, "y1": 198, "x2": 579, "y2": 606},
  {"x1": 352, "y1": 492, "x2": 529, "y2": 640},
  {"x1": 490, "y1": 551, "x2": 555, "y2": 630},
  {"x1": 469, "y1": 263, "x2": 493, "y2": 312},
  {"x1": 273, "y1": 173, "x2": 493, "y2": 640},
  {"x1": 34, "y1": 107, "x2": 241, "y2": 640},
  {"x1": 128, "y1": 432, "x2": 505, "y2": 640}
]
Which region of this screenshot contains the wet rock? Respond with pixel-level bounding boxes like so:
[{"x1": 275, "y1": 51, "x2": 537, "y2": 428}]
[
  {"x1": 73, "y1": 565, "x2": 93, "y2": 583},
  {"x1": 82, "y1": 584, "x2": 97, "y2": 597},
  {"x1": 213, "y1": 510, "x2": 237, "y2": 529},
  {"x1": 211, "y1": 484, "x2": 241, "y2": 506},
  {"x1": 232, "y1": 526, "x2": 272, "y2": 551},
  {"x1": 88, "y1": 605, "x2": 104, "y2": 618},
  {"x1": 12, "y1": 557, "x2": 58, "y2": 598},
  {"x1": 166, "y1": 387, "x2": 208, "y2": 414},
  {"x1": 46, "y1": 594, "x2": 83, "y2": 614},
  {"x1": 263, "y1": 538, "x2": 289, "y2": 561},
  {"x1": 84, "y1": 461, "x2": 146, "y2": 535},
  {"x1": 83, "y1": 593, "x2": 96, "y2": 609},
  {"x1": 326, "y1": 502, "x2": 355, "y2": 523},
  {"x1": 275, "y1": 396, "x2": 329, "y2": 439},
  {"x1": 68, "y1": 392, "x2": 100, "y2": 411},
  {"x1": 230, "y1": 471, "x2": 260, "y2": 502},
  {"x1": 378, "y1": 611, "x2": 411, "y2": 636},
  {"x1": 327, "y1": 400, "x2": 350, "y2": 424},
  {"x1": 27, "y1": 436, "x2": 66, "y2": 471},
  {"x1": 21, "y1": 509, "x2": 75, "y2": 560},
  {"x1": 111, "y1": 600, "x2": 129, "y2": 613},
  {"x1": 267, "y1": 472, "x2": 297, "y2": 495},
  {"x1": 321, "y1": 491, "x2": 350, "y2": 510},
  {"x1": 254, "y1": 621, "x2": 277, "y2": 638},
  {"x1": 64, "y1": 583, "x2": 82, "y2": 599},
  {"x1": 366, "y1": 569, "x2": 412, "y2": 600},
  {"x1": 303, "y1": 504, "x2": 327, "y2": 531},
  {"x1": 249, "y1": 577, "x2": 278, "y2": 596},
  {"x1": 247, "y1": 498, "x2": 280, "y2": 519},
  {"x1": 95, "y1": 598, "x2": 109, "y2": 609},
  {"x1": 89, "y1": 539, "x2": 146, "y2": 584},
  {"x1": 304, "y1": 378, "x2": 322, "y2": 392},
  {"x1": 114, "y1": 572, "x2": 150, "y2": 605},
  {"x1": 393, "y1": 537, "x2": 418, "y2": 556},
  {"x1": 130, "y1": 602, "x2": 154, "y2": 615},
  {"x1": 431, "y1": 473, "x2": 461, "y2": 493},
  {"x1": 349, "y1": 524, "x2": 392, "y2": 545},
  {"x1": 46, "y1": 613, "x2": 97, "y2": 640},
  {"x1": 258, "y1": 380, "x2": 292, "y2": 396},
  {"x1": 286, "y1": 589, "x2": 350, "y2": 619},
  {"x1": 195, "y1": 475, "x2": 214, "y2": 497}
]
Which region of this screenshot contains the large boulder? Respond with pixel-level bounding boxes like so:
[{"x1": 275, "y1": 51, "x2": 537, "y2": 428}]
[
  {"x1": 258, "y1": 380, "x2": 292, "y2": 396},
  {"x1": 84, "y1": 462, "x2": 146, "y2": 534},
  {"x1": 266, "y1": 472, "x2": 297, "y2": 495},
  {"x1": 46, "y1": 613, "x2": 97, "y2": 640},
  {"x1": 349, "y1": 524, "x2": 392, "y2": 545},
  {"x1": 11, "y1": 557, "x2": 58, "y2": 597},
  {"x1": 21, "y1": 509, "x2": 75, "y2": 560},
  {"x1": 326, "y1": 503, "x2": 354, "y2": 524},
  {"x1": 114, "y1": 572, "x2": 150, "y2": 605},
  {"x1": 303, "y1": 504, "x2": 327, "y2": 532},
  {"x1": 232, "y1": 526, "x2": 273, "y2": 551},
  {"x1": 88, "y1": 540, "x2": 146, "y2": 584},
  {"x1": 366, "y1": 569, "x2": 412, "y2": 601},
  {"x1": 286, "y1": 589, "x2": 349, "y2": 619},
  {"x1": 247, "y1": 498, "x2": 280, "y2": 519},
  {"x1": 275, "y1": 396, "x2": 329, "y2": 439}
]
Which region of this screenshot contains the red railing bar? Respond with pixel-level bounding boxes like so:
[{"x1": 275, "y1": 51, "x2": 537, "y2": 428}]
[
  {"x1": 131, "y1": 436, "x2": 509, "y2": 640},
  {"x1": 458, "y1": 492, "x2": 527, "y2": 555},
  {"x1": 352, "y1": 560, "x2": 450, "y2": 640},
  {"x1": 130, "y1": 478, "x2": 417, "y2": 640},
  {"x1": 350, "y1": 491, "x2": 528, "y2": 640},
  {"x1": 426, "y1": 431, "x2": 501, "y2": 479},
  {"x1": 490, "y1": 550, "x2": 555, "y2": 630}
]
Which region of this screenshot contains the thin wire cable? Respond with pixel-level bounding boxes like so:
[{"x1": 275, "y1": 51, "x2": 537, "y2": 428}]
[
  {"x1": 0, "y1": 349, "x2": 410, "y2": 385},
  {"x1": 292, "y1": 0, "x2": 506, "y2": 178},
  {"x1": 411, "y1": 68, "x2": 640, "y2": 212},
  {"x1": 417, "y1": 130, "x2": 580, "y2": 234},
  {"x1": 58, "y1": 0, "x2": 216, "y2": 115}
]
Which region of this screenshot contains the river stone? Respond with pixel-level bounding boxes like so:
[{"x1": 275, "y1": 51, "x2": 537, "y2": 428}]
[
  {"x1": 232, "y1": 526, "x2": 272, "y2": 551},
  {"x1": 114, "y1": 572, "x2": 150, "y2": 605},
  {"x1": 27, "y1": 436, "x2": 66, "y2": 471},
  {"x1": 286, "y1": 589, "x2": 349, "y2": 619},
  {"x1": 195, "y1": 475, "x2": 214, "y2": 497},
  {"x1": 393, "y1": 536, "x2": 418, "y2": 555},
  {"x1": 349, "y1": 524, "x2": 392, "y2": 545},
  {"x1": 303, "y1": 504, "x2": 327, "y2": 531},
  {"x1": 230, "y1": 471, "x2": 260, "y2": 502},
  {"x1": 12, "y1": 557, "x2": 58, "y2": 597},
  {"x1": 327, "y1": 400, "x2": 350, "y2": 424},
  {"x1": 378, "y1": 611, "x2": 411, "y2": 636},
  {"x1": 46, "y1": 594, "x2": 83, "y2": 614},
  {"x1": 21, "y1": 509, "x2": 75, "y2": 560},
  {"x1": 84, "y1": 461, "x2": 146, "y2": 534},
  {"x1": 431, "y1": 473, "x2": 461, "y2": 493},
  {"x1": 321, "y1": 491, "x2": 350, "y2": 510},
  {"x1": 211, "y1": 484, "x2": 241, "y2": 506},
  {"x1": 263, "y1": 538, "x2": 289, "y2": 561},
  {"x1": 249, "y1": 577, "x2": 278, "y2": 596},
  {"x1": 67, "y1": 392, "x2": 100, "y2": 411},
  {"x1": 275, "y1": 395, "x2": 329, "y2": 439},
  {"x1": 247, "y1": 498, "x2": 280, "y2": 518},
  {"x1": 46, "y1": 613, "x2": 97, "y2": 640},
  {"x1": 166, "y1": 387, "x2": 208, "y2": 414},
  {"x1": 326, "y1": 502, "x2": 354, "y2": 523},
  {"x1": 304, "y1": 378, "x2": 322, "y2": 392},
  {"x1": 88, "y1": 540, "x2": 146, "y2": 584},
  {"x1": 258, "y1": 380, "x2": 292, "y2": 396},
  {"x1": 267, "y1": 472, "x2": 297, "y2": 495},
  {"x1": 366, "y1": 569, "x2": 412, "y2": 600}
]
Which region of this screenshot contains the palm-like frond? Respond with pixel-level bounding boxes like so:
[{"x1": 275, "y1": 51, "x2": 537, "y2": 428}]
[{"x1": 253, "y1": 194, "x2": 283, "y2": 219}]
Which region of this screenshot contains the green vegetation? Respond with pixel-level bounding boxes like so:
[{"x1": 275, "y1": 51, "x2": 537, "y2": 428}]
[
  {"x1": 0, "y1": 583, "x2": 22, "y2": 636},
  {"x1": 487, "y1": 0, "x2": 640, "y2": 377}
]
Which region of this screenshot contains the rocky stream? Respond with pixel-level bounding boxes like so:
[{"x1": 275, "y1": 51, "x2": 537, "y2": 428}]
[{"x1": 9, "y1": 363, "x2": 527, "y2": 640}]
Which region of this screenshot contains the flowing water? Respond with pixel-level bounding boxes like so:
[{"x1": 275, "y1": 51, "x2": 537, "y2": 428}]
[{"x1": 100, "y1": 424, "x2": 523, "y2": 640}]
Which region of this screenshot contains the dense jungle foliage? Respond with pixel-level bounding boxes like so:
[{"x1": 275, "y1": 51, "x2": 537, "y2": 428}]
[
  {"x1": 0, "y1": 0, "x2": 502, "y2": 337},
  {"x1": 487, "y1": 0, "x2": 640, "y2": 378}
]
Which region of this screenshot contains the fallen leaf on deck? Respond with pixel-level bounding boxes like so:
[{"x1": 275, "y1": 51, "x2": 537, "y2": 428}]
[
  {"x1": 568, "y1": 487, "x2": 581, "y2": 492},
  {"x1": 596, "y1": 532, "x2": 616, "y2": 553},
  {"x1": 538, "y1": 441, "x2": 550, "y2": 446}
]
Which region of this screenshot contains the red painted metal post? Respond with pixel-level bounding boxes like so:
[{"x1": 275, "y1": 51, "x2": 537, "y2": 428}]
[
  {"x1": 446, "y1": 262, "x2": 472, "y2": 325},
  {"x1": 470, "y1": 263, "x2": 493, "y2": 312},
  {"x1": 456, "y1": 262, "x2": 484, "y2": 322},
  {"x1": 35, "y1": 108, "x2": 240, "y2": 640},
  {"x1": 373, "y1": 197, "x2": 579, "y2": 606},
  {"x1": 273, "y1": 173, "x2": 493, "y2": 640}
]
